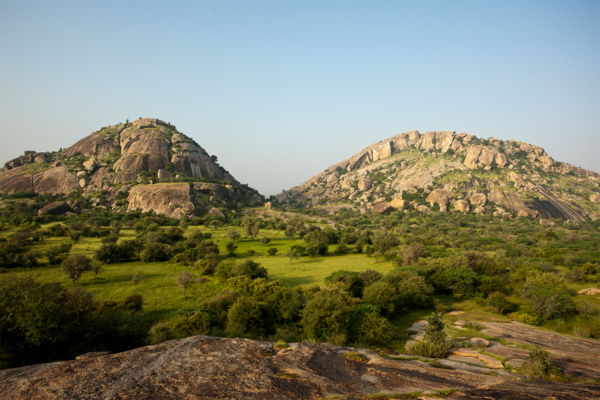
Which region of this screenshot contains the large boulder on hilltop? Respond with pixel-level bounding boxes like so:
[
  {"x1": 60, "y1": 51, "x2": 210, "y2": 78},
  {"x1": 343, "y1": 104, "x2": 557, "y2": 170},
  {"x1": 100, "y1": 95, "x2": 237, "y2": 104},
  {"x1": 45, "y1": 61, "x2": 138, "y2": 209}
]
[
  {"x1": 470, "y1": 193, "x2": 487, "y2": 207},
  {"x1": 38, "y1": 202, "x2": 73, "y2": 216},
  {"x1": 358, "y1": 179, "x2": 372, "y2": 191},
  {"x1": 454, "y1": 200, "x2": 470, "y2": 213},
  {"x1": 426, "y1": 189, "x2": 452, "y2": 207},
  {"x1": 390, "y1": 198, "x2": 409, "y2": 209},
  {"x1": 127, "y1": 183, "x2": 194, "y2": 219}
]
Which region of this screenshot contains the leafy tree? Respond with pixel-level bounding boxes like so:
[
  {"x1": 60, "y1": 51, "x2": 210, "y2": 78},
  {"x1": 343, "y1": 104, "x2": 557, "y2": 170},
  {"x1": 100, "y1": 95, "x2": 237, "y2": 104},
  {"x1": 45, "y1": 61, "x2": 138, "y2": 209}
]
[
  {"x1": 90, "y1": 260, "x2": 105, "y2": 278},
  {"x1": 356, "y1": 311, "x2": 394, "y2": 345},
  {"x1": 45, "y1": 243, "x2": 72, "y2": 265},
  {"x1": 479, "y1": 275, "x2": 504, "y2": 296},
  {"x1": 362, "y1": 281, "x2": 398, "y2": 316},
  {"x1": 142, "y1": 243, "x2": 172, "y2": 262},
  {"x1": 325, "y1": 270, "x2": 362, "y2": 297},
  {"x1": 243, "y1": 216, "x2": 261, "y2": 240},
  {"x1": 402, "y1": 243, "x2": 426, "y2": 266},
  {"x1": 521, "y1": 283, "x2": 575, "y2": 320},
  {"x1": 267, "y1": 247, "x2": 278, "y2": 256},
  {"x1": 226, "y1": 296, "x2": 265, "y2": 336},
  {"x1": 226, "y1": 229, "x2": 241, "y2": 243},
  {"x1": 261, "y1": 236, "x2": 271, "y2": 244},
  {"x1": 0, "y1": 275, "x2": 95, "y2": 369},
  {"x1": 176, "y1": 270, "x2": 195, "y2": 295},
  {"x1": 285, "y1": 248, "x2": 299, "y2": 264},
  {"x1": 61, "y1": 254, "x2": 93, "y2": 284},
  {"x1": 301, "y1": 288, "x2": 356, "y2": 344},
  {"x1": 488, "y1": 291, "x2": 509, "y2": 314},
  {"x1": 372, "y1": 230, "x2": 399, "y2": 254},
  {"x1": 132, "y1": 272, "x2": 142, "y2": 287},
  {"x1": 358, "y1": 269, "x2": 383, "y2": 288}
]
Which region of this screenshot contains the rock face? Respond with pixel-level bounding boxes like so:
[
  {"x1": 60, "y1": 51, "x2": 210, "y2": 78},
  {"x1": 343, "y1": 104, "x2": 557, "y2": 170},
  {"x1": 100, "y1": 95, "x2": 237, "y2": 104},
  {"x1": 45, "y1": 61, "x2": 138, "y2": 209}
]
[
  {"x1": 371, "y1": 202, "x2": 394, "y2": 214},
  {"x1": 357, "y1": 179, "x2": 372, "y2": 191},
  {"x1": 390, "y1": 198, "x2": 409, "y2": 209},
  {"x1": 157, "y1": 169, "x2": 172, "y2": 182},
  {"x1": 470, "y1": 193, "x2": 487, "y2": 207},
  {"x1": 454, "y1": 200, "x2": 470, "y2": 213},
  {"x1": 591, "y1": 194, "x2": 600, "y2": 204},
  {"x1": 126, "y1": 183, "x2": 195, "y2": 219},
  {"x1": 2, "y1": 335, "x2": 598, "y2": 400}
]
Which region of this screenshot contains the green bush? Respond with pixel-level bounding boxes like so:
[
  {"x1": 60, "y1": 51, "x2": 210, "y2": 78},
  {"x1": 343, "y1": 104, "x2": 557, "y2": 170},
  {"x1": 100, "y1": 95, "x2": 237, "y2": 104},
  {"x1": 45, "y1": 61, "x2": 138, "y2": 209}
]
[
  {"x1": 301, "y1": 288, "x2": 355, "y2": 344},
  {"x1": 142, "y1": 243, "x2": 172, "y2": 262},
  {"x1": 148, "y1": 323, "x2": 174, "y2": 344},
  {"x1": 521, "y1": 346, "x2": 561, "y2": 379},
  {"x1": 226, "y1": 296, "x2": 265, "y2": 336},
  {"x1": 356, "y1": 311, "x2": 394, "y2": 345}
]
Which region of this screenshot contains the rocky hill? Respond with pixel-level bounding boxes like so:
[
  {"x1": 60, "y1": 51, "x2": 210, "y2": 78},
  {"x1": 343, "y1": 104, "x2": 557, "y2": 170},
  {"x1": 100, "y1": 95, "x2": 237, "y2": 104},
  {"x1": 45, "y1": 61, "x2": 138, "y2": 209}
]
[
  {"x1": 276, "y1": 130, "x2": 600, "y2": 221},
  {"x1": 0, "y1": 118, "x2": 264, "y2": 217}
]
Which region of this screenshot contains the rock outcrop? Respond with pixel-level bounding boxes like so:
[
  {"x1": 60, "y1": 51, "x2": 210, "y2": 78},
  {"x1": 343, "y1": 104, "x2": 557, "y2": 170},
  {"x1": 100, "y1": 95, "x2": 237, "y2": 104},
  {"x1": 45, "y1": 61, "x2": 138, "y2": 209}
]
[
  {"x1": 276, "y1": 129, "x2": 598, "y2": 222},
  {"x1": 126, "y1": 183, "x2": 195, "y2": 219},
  {"x1": 2, "y1": 335, "x2": 598, "y2": 400}
]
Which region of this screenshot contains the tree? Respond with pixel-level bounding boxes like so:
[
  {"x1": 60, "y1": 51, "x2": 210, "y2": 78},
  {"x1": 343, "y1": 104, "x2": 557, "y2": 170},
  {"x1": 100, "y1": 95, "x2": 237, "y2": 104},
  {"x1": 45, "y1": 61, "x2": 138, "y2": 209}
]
[
  {"x1": 243, "y1": 216, "x2": 261, "y2": 240},
  {"x1": 285, "y1": 248, "x2": 299, "y2": 264},
  {"x1": 176, "y1": 270, "x2": 195, "y2": 295},
  {"x1": 267, "y1": 247, "x2": 278, "y2": 256},
  {"x1": 301, "y1": 288, "x2": 355, "y2": 344},
  {"x1": 261, "y1": 236, "x2": 271, "y2": 245},
  {"x1": 402, "y1": 243, "x2": 426, "y2": 266},
  {"x1": 226, "y1": 229, "x2": 241, "y2": 243},
  {"x1": 488, "y1": 291, "x2": 509, "y2": 314},
  {"x1": 132, "y1": 273, "x2": 142, "y2": 287},
  {"x1": 90, "y1": 260, "x2": 105, "y2": 278},
  {"x1": 61, "y1": 254, "x2": 93, "y2": 284},
  {"x1": 45, "y1": 243, "x2": 72, "y2": 265}
]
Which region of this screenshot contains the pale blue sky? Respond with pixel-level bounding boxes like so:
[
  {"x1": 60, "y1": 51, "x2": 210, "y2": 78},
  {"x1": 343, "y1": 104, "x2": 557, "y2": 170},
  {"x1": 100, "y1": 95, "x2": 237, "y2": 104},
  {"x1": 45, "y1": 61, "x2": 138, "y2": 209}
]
[{"x1": 1, "y1": 0, "x2": 598, "y2": 195}]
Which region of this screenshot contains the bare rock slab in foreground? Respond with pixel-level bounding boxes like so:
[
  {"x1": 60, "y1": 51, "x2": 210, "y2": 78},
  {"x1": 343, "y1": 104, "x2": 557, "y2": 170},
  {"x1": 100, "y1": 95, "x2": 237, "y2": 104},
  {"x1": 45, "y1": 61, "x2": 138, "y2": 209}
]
[{"x1": 2, "y1": 336, "x2": 599, "y2": 400}]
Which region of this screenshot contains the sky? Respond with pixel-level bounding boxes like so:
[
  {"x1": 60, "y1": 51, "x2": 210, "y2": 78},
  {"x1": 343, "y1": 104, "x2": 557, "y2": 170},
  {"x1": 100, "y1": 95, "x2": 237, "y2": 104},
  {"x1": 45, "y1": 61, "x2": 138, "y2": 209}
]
[{"x1": 1, "y1": 0, "x2": 598, "y2": 196}]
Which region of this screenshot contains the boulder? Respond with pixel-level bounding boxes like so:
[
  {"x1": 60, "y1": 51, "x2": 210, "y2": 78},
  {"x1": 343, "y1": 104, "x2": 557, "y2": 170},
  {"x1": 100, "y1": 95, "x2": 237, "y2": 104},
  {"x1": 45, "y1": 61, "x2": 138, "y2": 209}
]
[
  {"x1": 417, "y1": 205, "x2": 432, "y2": 214},
  {"x1": 371, "y1": 202, "x2": 394, "y2": 214},
  {"x1": 83, "y1": 158, "x2": 98, "y2": 172},
  {"x1": 470, "y1": 193, "x2": 487, "y2": 207},
  {"x1": 518, "y1": 208, "x2": 539, "y2": 218},
  {"x1": 463, "y1": 147, "x2": 482, "y2": 169},
  {"x1": 208, "y1": 207, "x2": 224, "y2": 217},
  {"x1": 78, "y1": 179, "x2": 88, "y2": 188},
  {"x1": 38, "y1": 202, "x2": 73, "y2": 216},
  {"x1": 390, "y1": 198, "x2": 409, "y2": 210},
  {"x1": 454, "y1": 200, "x2": 470, "y2": 213},
  {"x1": 180, "y1": 202, "x2": 196, "y2": 218},
  {"x1": 590, "y1": 194, "x2": 600, "y2": 204},
  {"x1": 76, "y1": 171, "x2": 88, "y2": 177},
  {"x1": 158, "y1": 169, "x2": 172, "y2": 182},
  {"x1": 474, "y1": 206, "x2": 485, "y2": 214},
  {"x1": 524, "y1": 183, "x2": 537, "y2": 192},
  {"x1": 426, "y1": 189, "x2": 452, "y2": 207},
  {"x1": 540, "y1": 219, "x2": 557, "y2": 227},
  {"x1": 494, "y1": 153, "x2": 508, "y2": 167},
  {"x1": 478, "y1": 148, "x2": 498, "y2": 165},
  {"x1": 126, "y1": 183, "x2": 193, "y2": 219},
  {"x1": 357, "y1": 179, "x2": 372, "y2": 191},
  {"x1": 33, "y1": 167, "x2": 79, "y2": 195},
  {"x1": 264, "y1": 202, "x2": 272, "y2": 209}
]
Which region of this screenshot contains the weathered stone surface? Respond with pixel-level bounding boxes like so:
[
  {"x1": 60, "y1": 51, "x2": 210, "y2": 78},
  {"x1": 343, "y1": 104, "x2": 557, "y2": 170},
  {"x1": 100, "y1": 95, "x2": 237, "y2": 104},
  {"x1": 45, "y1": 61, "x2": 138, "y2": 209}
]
[
  {"x1": 0, "y1": 172, "x2": 33, "y2": 194},
  {"x1": 38, "y1": 202, "x2": 73, "y2": 216},
  {"x1": 591, "y1": 194, "x2": 600, "y2": 204},
  {"x1": 371, "y1": 202, "x2": 394, "y2": 214},
  {"x1": 208, "y1": 207, "x2": 224, "y2": 217},
  {"x1": 463, "y1": 147, "x2": 482, "y2": 169},
  {"x1": 518, "y1": 208, "x2": 539, "y2": 218},
  {"x1": 524, "y1": 183, "x2": 537, "y2": 192},
  {"x1": 64, "y1": 131, "x2": 119, "y2": 158},
  {"x1": 126, "y1": 183, "x2": 192, "y2": 219},
  {"x1": 2, "y1": 335, "x2": 598, "y2": 400},
  {"x1": 390, "y1": 198, "x2": 409, "y2": 210},
  {"x1": 425, "y1": 189, "x2": 451, "y2": 207},
  {"x1": 494, "y1": 152, "x2": 508, "y2": 167},
  {"x1": 158, "y1": 169, "x2": 172, "y2": 182},
  {"x1": 454, "y1": 200, "x2": 470, "y2": 213},
  {"x1": 357, "y1": 179, "x2": 372, "y2": 191},
  {"x1": 470, "y1": 193, "x2": 487, "y2": 207},
  {"x1": 78, "y1": 179, "x2": 88, "y2": 188},
  {"x1": 82, "y1": 158, "x2": 98, "y2": 172},
  {"x1": 33, "y1": 167, "x2": 79, "y2": 195},
  {"x1": 540, "y1": 218, "x2": 557, "y2": 227}
]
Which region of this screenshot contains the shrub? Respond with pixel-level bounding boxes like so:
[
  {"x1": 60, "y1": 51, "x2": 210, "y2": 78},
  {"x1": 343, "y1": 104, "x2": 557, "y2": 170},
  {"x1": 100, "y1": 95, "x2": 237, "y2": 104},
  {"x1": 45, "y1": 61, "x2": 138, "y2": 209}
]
[
  {"x1": 218, "y1": 260, "x2": 268, "y2": 280},
  {"x1": 148, "y1": 323, "x2": 174, "y2": 344},
  {"x1": 122, "y1": 292, "x2": 143, "y2": 312},
  {"x1": 261, "y1": 237, "x2": 271, "y2": 244},
  {"x1": 488, "y1": 291, "x2": 509, "y2": 314},
  {"x1": 358, "y1": 269, "x2": 383, "y2": 288},
  {"x1": 226, "y1": 296, "x2": 264, "y2": 336},
  {"x1": 142, "y1": 243, "x2": 172, "y2": 262},
  {"x1": 356, "y1": 311, "x2": 394, "y2": 345},
  {"x1": 521, "y1": 346, "x2": 561, "y2": 379},
  {"x1": 405, "y1": 312, "x2": 451, "y2": 358},
  {"x1": 274, "y1": 340, "x2": 289, "y2": 350},
  {"x1": 46, "y1": 243, "x2": 72, "y2": 264},
  {"x1": 403, "y1": 242, "x2": 426, "y2": 266},
  {"x1": 521, "y1": 283, "x2": 575, "y2": 321},
  {"x1": 324, "y1": 270, "x2": 362, "y2": 297},
  {"x1": 171, "y1": 311, "x2": 210, "y2": 338},
  {"x1": 362, "y1": 281, "x2": 398, "y2": 316},
  {"x1": 344, "y1": 351, "x2": 368, "y2": 363},
  {"x1": 267, "y1": 247, "x2": 278, "y2": 256},
  {"x1": 301, "y1": 288, "x2": 355, "y2": 344}
]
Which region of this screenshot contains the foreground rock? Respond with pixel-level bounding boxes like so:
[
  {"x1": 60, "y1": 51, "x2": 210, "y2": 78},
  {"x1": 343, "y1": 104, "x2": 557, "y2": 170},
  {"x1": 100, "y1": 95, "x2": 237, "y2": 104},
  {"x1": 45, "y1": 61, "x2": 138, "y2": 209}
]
[{"x1": 1, "y1": 336, "x2": 598, "y2": 400}]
